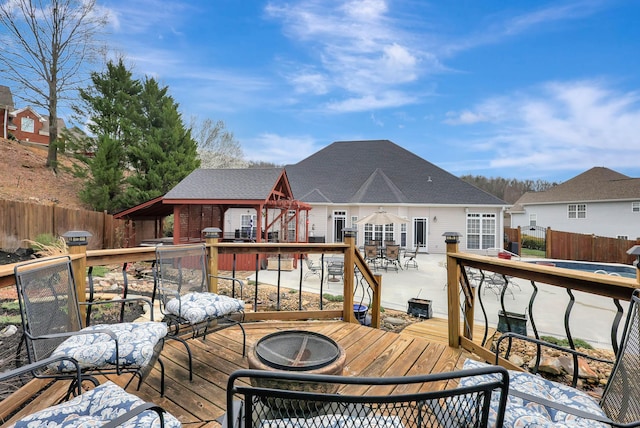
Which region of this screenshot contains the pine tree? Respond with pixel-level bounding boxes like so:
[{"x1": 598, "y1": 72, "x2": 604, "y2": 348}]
[
  {"x1": 71, "y1": 59, "x2": 142, "y2": 212},
  {"x1": 121, "y1": 77, "x2": 200, "y2": 207}
]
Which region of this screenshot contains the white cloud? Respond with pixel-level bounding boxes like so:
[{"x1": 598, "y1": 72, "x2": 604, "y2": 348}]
[
  {"x1": 446, "y1": 80, "x2": 640, "y2": 174},
  {"x1": 245, "y1": 133, "x2": 319, "y2": 164},
  {"x1": 265, "y1": 0, "x2": 428, "y2": 112}
]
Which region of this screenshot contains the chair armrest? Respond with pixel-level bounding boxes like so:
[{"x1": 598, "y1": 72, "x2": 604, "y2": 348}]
[
  {"x1": 0, "y1": 356, "x2": 83, "y2": 396},
  {"x1": 80, "y1": 296, "x2": 155, "y2": 322},
  {"x1": 102, "y1": 402, "x2": 167, "y2": 428},
  {"x1": 209, "y1": 275, "x2": 245, "y2": 299},
  {"x1": 495, "y1": 332, "x2": 614, "y2": 387}
]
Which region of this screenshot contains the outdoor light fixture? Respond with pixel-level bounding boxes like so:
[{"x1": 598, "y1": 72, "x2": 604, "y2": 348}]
[
  {"x1": 62, "y1": 230, "x2": 92, "y2": 246},
  {"x1": 202, "y1": 227, "x2": 222, "y2": 239},
  {"x1": 442, "y1": 231, "x2": 461, "y2": 244},
  {"x1": 627, "y1": 245, "x2": 640, "y2": 268}
]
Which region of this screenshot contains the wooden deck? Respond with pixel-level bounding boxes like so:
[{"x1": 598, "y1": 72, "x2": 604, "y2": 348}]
[{"x1": 2, "y1": 320, "x2": 475, "y2": 427}]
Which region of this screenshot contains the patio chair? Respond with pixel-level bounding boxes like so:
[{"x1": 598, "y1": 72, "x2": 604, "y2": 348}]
[
  {"x1": 403, "y1": 244, "x2": 419, "y2": 269},
  {"x1": 467, "y1": 287, "x2": 640, "y2": 427},
  {"x1": 363, "y1": 244, "x2": 380, "y2": 270},
  {"x1": 1, "y1": 355, "x2": 181, "y2": 427},
  {"x1": 225, "y1": 366, "x2": 509, "y2": 428},
  {"x1": 383, "y1": 244, "x2": 402, "y2": 272},
  {"x1": 154, "y1": 243, "x2": 246, "y2": 355},
  {"x1": 13, "y1": 256, "x2": 172, "y2": 396},
  {"x1": 303, "y1": 255, "x2": 323, "y2": 280}
]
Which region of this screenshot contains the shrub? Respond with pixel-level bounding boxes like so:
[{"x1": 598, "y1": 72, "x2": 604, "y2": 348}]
[
  {"x1": 323, "y1": 293, "x2": 344, "y2": 302},
  {"x1": 540, "y1": 335, "x2": 593, "y2": 349}
]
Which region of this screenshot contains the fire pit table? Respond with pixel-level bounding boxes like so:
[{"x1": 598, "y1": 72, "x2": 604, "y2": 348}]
[{"x1": 247, "y1": 330, "x2": 346, "y2": 398}]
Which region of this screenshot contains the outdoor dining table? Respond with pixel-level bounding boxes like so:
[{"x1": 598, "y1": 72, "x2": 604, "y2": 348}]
[{"x1": 325, "y1": 256, "x2": 344, "y2": 282}]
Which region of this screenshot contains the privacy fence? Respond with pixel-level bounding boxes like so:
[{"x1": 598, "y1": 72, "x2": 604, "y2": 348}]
[
  {"x1": 506, "y1": 226, "x2": 640, "y2": 264},
  {"x1": 0, "y1": 199, "x2": 125, "y2": 250}
]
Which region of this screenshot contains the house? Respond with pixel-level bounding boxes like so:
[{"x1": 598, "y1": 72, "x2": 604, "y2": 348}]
[
  {"x1": 285, "y1": 140, "x2": 509, "y2": 254},
  {"x1": 0, "y1": 85, "x2": 66, "y2": 145},
  {"x1": 117, "y1": 140, "x2": 509, "y2": 256},
  {"x1": 508, "y1": 167, "x2": 640, "y2": 240},
  {"x1": 0, "y1": 85, "x2": 15, "y2": 139}
]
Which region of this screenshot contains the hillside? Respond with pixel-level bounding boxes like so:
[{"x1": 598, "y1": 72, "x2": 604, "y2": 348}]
[{"x1": 0, "y1": 138, "x2": 87, "y2": 209}]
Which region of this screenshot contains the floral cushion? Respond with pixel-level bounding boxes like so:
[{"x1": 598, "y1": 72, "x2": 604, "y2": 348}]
[
  {"x1": 49, "y1": 322, "x2": 167, "y2": 371},
  {"x1": 165, "y1": 292, "x2": 245, "y2": 324},
  {"x1": 461, "y1": 359, "x2": 609, "y2": 428},
  {"x1": 260, "y1": 415, "x2": 404, "y2": 428},
  {"x1": 13, "y1": 381, "x2": 181, "y2": 427}
]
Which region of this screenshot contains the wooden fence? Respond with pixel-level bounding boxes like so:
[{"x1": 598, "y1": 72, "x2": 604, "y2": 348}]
[
  {"x1": 506, "y1": 226, "x2": 639, "y2": 264},
  {"x1": 0, "y1": 199, "x2": 125, "y2": 250}
]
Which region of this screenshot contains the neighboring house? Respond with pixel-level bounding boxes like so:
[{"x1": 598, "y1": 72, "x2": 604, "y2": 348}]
[
  {"x1": 0, "y1": 85, "x2": 66, "y2": 145},
  {"x1": 285, "y1": 140, "x2": 509, "y2": 254},
  {"x1": 8, "y1": 106, "x2": 58, "y2": 146},
  {"x1": 0, "y1": 85, "x2": 15, "y2": 139},
  {"x1": 509, "y1": 167, "x2": 640, "y2": 240}
]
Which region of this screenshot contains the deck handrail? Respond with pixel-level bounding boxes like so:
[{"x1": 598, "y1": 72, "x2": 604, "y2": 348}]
[
  {"x1": 0, "y1": 233, "x2": 383, "y2": 328},
  {"x1": 445, "y1": 237, "x2": 640, "y2": 367}
]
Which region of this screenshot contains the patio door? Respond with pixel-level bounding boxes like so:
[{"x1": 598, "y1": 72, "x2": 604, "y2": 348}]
[
  {"x1": 333, "y1": 211, "x2": 346, "y2": 242},
  {"x1": 413, "y1": 217, "x2": 428, "y2": 252}
]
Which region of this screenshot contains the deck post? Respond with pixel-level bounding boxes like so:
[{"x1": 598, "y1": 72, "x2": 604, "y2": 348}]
[
  {"x1": 343, "y1": 228, "x2": 356, "y2": 324},
  {"x1": 443, "y1": 232, "x2": 461, "y2": 347},
  {"x1": 63, "y1": 230, "x2": 91, "y2": 327},
  {"x1": 204, "y1": 227, "x2": 221, "y2": 293}
]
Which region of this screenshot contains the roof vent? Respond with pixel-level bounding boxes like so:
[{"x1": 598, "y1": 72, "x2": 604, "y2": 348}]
[{"x1": 427, "y1": 176, "x2": 432, "y2": 182}]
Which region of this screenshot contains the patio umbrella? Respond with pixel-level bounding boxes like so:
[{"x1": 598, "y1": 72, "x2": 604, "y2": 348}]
[{"x1": 355, "y1": 211, "x2": 409, "y2": 225}]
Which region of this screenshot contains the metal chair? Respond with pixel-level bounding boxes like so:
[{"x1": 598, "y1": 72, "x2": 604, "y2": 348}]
[
  {"x1": 303, "y1": 255, "x2": 323, "y2": 280},
  {"x1": 383, "y1": 244, "x2": 402, "y2": 272},
  {"x1": 13, "y1": 256, "x2": 173, "y2": 396},
  {"x1": 0, "y1": 356, "x2": 181, "y2": 427},
  {"x1": 364, "y1": 244, "x2": 381, "y2": 270},
  {"x1": 403, "y1": 244, "x2": 419, "y2": 269},
  {"x1": 225, "y1": 366, "x2": 509, "y2": 428},
  {"x1": 490, "y1": 288, "x2": 640, "y2": 427},
  {"x1": 154, "y1": 243, "x2": 246, "y2": 355}
]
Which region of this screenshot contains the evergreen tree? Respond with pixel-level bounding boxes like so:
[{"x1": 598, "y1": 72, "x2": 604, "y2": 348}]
[
  {"x1": 70, "y1": 58, "x2": 142, "y2": 212},
  {"x1": 121, "y1": 77, "x2": 200, "y2": 206}
]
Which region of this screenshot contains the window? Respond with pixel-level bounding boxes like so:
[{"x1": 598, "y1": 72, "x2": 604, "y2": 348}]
[
  {"x1": 350, "y1": 216, "x2": 358, "y2": 227},
  {"x1": 618, "y1": 235, "x2": 629, "y2": 240},
  {"x1": 400, "y1": 223, "x2": 407, "y2": 247},
  {"x1": 529, "y1": 213, "x2": 537, "y2": 227},
  {"x1": 568, "y1": 204, "x2": 587, "y2": 219},
  {"x1": 633, "y1": 202, "x2": 640, "y2": 213},
  {"x1": 21, "y1": 117, "x2": 34, "y2": 133},
  {"x1": 287, "y1": 210, "x2": 296, "y2": 241},
  {"x1": 466, "y1": 213, "x2": 496, "y2": 250}
]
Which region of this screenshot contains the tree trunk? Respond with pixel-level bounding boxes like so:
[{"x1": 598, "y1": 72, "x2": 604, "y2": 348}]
[{"x1": 46, "y1": 76, "x2": 58, "y2": 171}]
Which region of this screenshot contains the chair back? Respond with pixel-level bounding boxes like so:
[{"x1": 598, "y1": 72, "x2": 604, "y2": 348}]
[
  {"x1": 155, "y1": 244, "x2": 208, "y2": 306},
  {"x1": 227, "y1": 366, "x2": 509, "y2": 428},
  {"x1": 14, "y1": 256, "x2": 83, "y2": 364},
  {"x1": 384, "y1": 240, "x2": 395, "y2": 247},
  {"x1": 385, "y1": 245, "x2": 400, "y2": 260},
  {"x1": 304, "y1": 256, "x2": 320, "y2": 271},
  {"x1": 369, "y1": 240, "x2": 381, "y2": 248},
  {"x1": 600, "y1": 288, "x2": 640, "y2": 424},
  {"x1": 364, "y1": 245, "x2": 378, "y2": 259}
]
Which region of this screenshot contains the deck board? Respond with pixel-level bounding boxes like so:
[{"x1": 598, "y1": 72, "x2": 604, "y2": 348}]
[{"x1": 2, "y1": 320, "x2": 473, "y2": 427}]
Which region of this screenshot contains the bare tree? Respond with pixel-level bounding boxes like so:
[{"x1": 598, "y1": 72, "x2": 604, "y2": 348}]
[
  {"x1": 0, "y1": 0, "x2": 107, "y2": 170},
  {"x1": 191, "y1": 117, "x2": 247, "y2": 168}
]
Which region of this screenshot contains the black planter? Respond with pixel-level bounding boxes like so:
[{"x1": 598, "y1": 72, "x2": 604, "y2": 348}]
[
  {"x1": 407, "y1": 298, "x2": 432, "y2": 319},
  {"x1": 497, "y1": 310, "x2": 527, "y2": 336}
]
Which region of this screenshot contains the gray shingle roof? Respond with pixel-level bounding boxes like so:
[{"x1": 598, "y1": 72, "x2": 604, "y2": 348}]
[
  {"x1": 286, "y1": 140, "x2": 506, "y2": 205},
  {"x1": 512, "y1": 167, "x2": 640, "y2": 209},
  {"x1": 164, "y1": 168, "x2": 285, "y2": 200}
]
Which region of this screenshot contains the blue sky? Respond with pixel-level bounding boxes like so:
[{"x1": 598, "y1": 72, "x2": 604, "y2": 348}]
[{"x1": 98, "y1": 0, "x2": 640, "y2": 182}]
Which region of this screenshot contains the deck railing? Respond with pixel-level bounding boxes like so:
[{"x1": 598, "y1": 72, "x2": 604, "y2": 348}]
[
  {"x1": 444, "y1": 236, "x2": 640, "y2": 369},
  {"x1": 0, "y1": 231, "x2": 383, "y2": 328}
]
